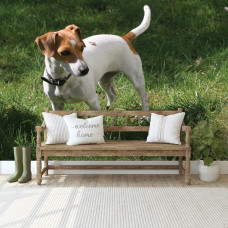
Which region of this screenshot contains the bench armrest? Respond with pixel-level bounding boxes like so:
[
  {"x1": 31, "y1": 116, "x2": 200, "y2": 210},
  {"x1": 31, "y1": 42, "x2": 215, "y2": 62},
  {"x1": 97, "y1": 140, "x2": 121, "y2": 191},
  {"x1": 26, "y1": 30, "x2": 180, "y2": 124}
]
[
  {"x1": 182, "y1": 126, "x2": 191, "y2": 132},
  {"x1": 36, "y1": 126, "x2": 45, "y2": 132},
  {"x1": 182, "y1": 126, "x2": 191, "y2": 148},
  {"x1": 36, "y1": 122, "x2": 46, "y2": 132},
  {"x1": 36, "y1": 123, "x2": 46, "y2": 146}
]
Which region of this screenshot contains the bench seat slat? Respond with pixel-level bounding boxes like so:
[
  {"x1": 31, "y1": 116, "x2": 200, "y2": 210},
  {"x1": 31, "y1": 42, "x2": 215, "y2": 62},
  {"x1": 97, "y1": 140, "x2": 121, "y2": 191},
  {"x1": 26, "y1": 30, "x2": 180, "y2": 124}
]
[
  {"x1": 41, "y1": 151, "x2": 186, "y2": 157},
  {"x1": 40, "y1": 140, "x2": 186, "y2": 151}
]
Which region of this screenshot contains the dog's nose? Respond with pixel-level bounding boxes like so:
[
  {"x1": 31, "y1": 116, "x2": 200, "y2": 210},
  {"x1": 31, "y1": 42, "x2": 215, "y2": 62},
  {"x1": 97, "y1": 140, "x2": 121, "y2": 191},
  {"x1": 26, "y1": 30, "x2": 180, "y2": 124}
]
[{"x1": 79, "y1": 67, "x2": 89, "y2": 76}]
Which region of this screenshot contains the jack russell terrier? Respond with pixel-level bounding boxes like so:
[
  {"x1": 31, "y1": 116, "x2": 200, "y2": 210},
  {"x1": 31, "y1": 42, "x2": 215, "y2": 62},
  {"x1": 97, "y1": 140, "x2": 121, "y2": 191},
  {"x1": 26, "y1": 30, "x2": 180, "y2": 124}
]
[{"x1": 35, "y1": 5, "x2": 151, "y2": 110}]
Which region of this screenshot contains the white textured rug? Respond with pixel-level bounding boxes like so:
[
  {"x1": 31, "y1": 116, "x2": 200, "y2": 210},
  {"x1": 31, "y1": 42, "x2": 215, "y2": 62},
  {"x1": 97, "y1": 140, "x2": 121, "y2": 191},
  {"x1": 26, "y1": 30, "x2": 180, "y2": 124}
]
[{"x1": 0, "y1": 186, "x2": 228, "y2": 228}]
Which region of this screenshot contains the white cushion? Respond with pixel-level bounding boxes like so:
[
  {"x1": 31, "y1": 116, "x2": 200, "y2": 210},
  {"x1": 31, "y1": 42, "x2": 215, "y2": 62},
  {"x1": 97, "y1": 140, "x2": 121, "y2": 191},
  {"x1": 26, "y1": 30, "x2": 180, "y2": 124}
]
[
  {"x1": 42, "y1": 112, "x2": 77, "y2": 144},
  {"x1": 146, "y1": 112, "x2": 185, "y2": 145},
  {"x1": 63, "y1": 115, "x2": 105, "y2": 145}
]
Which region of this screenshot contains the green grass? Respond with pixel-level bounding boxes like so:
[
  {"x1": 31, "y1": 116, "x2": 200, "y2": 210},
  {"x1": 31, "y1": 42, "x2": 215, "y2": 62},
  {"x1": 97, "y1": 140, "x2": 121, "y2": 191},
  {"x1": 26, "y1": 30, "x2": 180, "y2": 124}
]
[{"x1": 0, "y1": 0, "x2": 227, "y2": 160}]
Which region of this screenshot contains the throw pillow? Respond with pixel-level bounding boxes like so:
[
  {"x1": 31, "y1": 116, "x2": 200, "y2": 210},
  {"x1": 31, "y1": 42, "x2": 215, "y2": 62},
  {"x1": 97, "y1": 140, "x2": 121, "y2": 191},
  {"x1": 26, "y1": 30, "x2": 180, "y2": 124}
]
[
  {"x1": 146, "y1": 112, "x2": 185, "y2": 145},
  {"x1": 42, "y1": 112, "x2": 77, "y2": 144},
  {"x1": 63, "y1": 115, "x2": 105, "y2": 145}
]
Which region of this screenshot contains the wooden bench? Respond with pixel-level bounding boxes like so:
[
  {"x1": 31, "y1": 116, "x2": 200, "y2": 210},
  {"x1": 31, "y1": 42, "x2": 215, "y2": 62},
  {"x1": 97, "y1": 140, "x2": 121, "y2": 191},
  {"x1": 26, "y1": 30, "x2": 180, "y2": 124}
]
[{"x1": 36, "y1": 108, "x2": 191, "y2": 185}]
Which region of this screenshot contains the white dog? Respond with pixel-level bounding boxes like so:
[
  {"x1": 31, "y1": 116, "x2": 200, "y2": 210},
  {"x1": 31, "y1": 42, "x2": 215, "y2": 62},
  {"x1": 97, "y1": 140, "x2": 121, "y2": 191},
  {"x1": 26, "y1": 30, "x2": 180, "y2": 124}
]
[{"x1": 35, "y1": 5, "x2": 151, "y2": 110}]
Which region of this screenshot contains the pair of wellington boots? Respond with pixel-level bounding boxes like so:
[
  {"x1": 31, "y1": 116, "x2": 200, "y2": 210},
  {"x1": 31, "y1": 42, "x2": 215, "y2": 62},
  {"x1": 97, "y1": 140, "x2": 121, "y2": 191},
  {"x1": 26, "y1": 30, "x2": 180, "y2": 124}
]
[{"x1": 7, "y1": 146, "x2": 32, "y2": 183}]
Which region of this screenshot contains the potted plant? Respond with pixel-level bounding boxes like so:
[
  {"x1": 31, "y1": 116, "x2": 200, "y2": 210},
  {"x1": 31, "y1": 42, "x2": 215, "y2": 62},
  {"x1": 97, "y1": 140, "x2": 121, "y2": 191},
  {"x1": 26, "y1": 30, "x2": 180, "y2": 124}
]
[{"x1": 191, "y1": 120, "x2": 227, "y2": 182}]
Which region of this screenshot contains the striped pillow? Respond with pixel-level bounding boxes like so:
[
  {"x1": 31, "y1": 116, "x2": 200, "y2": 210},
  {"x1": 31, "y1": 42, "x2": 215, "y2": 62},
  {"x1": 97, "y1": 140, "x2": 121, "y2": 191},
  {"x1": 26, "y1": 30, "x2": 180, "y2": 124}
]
[
  {"x1": 146, "y1": 112, "x2": 185, "y2": 145},
  {"x1": 42, "y1": 112, "x2": 77, "y2": 144}
]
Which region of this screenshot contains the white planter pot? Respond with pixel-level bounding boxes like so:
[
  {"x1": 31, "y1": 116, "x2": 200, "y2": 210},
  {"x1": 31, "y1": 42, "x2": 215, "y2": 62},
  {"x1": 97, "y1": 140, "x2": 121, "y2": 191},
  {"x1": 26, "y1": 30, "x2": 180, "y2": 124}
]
[{"x1": 198, "y1": 160, "x2": 220, "y2": 182}]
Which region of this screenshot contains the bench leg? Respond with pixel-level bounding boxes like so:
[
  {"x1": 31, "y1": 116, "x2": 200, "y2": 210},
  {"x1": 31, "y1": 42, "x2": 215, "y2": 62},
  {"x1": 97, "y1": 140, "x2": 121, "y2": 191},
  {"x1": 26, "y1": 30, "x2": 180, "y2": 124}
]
[
  {"x1": 185, "y1": 150, "x2": 191, "y2": 185},
  {"x1": 36, "y1": 150, "x2": 42, "y2": 185},
  {"x1": 44, "y1": 156, "x2": 48, "y2": 176},
  {"x1": 179, "y1": 156, "x2": 183, "y2": 176}
]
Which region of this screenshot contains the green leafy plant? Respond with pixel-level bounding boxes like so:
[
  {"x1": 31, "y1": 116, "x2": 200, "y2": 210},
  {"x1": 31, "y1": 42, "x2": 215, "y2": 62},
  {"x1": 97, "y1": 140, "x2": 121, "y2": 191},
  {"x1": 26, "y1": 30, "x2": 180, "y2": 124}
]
[
  {"x1": 191, "y1": 120, "x2": 228, "y2": 166},
  {"x1": 14, "y1": 127, "x2": 31, "y2": 147}
]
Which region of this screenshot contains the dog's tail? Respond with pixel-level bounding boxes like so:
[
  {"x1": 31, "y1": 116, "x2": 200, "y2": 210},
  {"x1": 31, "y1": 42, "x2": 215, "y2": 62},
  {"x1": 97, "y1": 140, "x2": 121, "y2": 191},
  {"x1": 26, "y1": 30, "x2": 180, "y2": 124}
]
[{"x1": 123, "y1": 5, "x2": 151, "y2": 42}]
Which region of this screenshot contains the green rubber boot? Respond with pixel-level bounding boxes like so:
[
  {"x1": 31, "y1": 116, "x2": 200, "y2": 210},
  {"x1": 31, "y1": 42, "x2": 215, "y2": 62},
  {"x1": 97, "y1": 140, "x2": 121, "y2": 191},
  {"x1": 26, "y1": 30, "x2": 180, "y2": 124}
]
[
  {"x1": 7, "y1": 147, "x2": 23, "y2": 182},
  {"x1": 18, "y1": 146, "x2": 32, "y2": 183}
]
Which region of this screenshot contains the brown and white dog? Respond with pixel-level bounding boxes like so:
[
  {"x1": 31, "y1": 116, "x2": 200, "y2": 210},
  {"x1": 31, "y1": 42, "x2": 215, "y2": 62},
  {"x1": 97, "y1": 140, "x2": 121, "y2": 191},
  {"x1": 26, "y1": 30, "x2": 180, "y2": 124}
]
[{"x1": 35, "y1": 5, "x2": 151, "y2": 110}]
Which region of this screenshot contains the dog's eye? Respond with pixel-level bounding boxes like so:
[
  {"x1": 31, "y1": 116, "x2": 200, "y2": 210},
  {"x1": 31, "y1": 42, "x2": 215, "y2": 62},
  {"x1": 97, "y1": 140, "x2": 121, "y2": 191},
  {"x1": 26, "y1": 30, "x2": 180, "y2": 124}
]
[{"x1": 61, "y1": 50, "x2": 71, "y2": 56}]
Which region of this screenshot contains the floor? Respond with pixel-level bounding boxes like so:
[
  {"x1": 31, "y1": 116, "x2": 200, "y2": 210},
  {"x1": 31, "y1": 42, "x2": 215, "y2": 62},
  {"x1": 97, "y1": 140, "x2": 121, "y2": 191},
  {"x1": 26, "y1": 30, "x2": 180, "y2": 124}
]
[
  {"x1": 1, "y1": 174, "x2": 228, "y2": 227},
  {"x1": 1, "y1": 174, "x2": 228, "y2": 188}
]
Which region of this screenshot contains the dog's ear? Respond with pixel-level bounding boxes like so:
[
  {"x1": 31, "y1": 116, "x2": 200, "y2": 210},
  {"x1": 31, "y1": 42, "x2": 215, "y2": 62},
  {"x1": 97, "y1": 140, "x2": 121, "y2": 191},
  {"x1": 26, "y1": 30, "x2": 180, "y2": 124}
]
[
  {"x1": 35, "y1": 32, "x2": 58, "y2": 57},
  {"x1": 65, "y1": 24, "x2": 83, "y2": 41}
]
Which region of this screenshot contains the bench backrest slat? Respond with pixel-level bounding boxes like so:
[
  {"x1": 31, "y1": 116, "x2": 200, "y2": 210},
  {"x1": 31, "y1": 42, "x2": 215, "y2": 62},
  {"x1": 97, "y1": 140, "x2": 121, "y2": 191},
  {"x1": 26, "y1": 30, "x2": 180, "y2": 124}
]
[
  {"x1": 104, "y1": 126, "x2": 149, "y2": 132},
  {"x1": 49, "y1": 110, "x2": 181, "y2": 117},
  {"x1": 45, "y1": 109, "x2": 183, "y2": 133}
]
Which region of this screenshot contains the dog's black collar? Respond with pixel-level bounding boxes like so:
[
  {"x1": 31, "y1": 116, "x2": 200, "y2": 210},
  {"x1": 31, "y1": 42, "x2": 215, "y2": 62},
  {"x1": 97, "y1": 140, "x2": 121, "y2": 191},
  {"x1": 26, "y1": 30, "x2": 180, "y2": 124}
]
[{"x1": 41, "y1": 69, "x2": 72, "y2": 86}]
